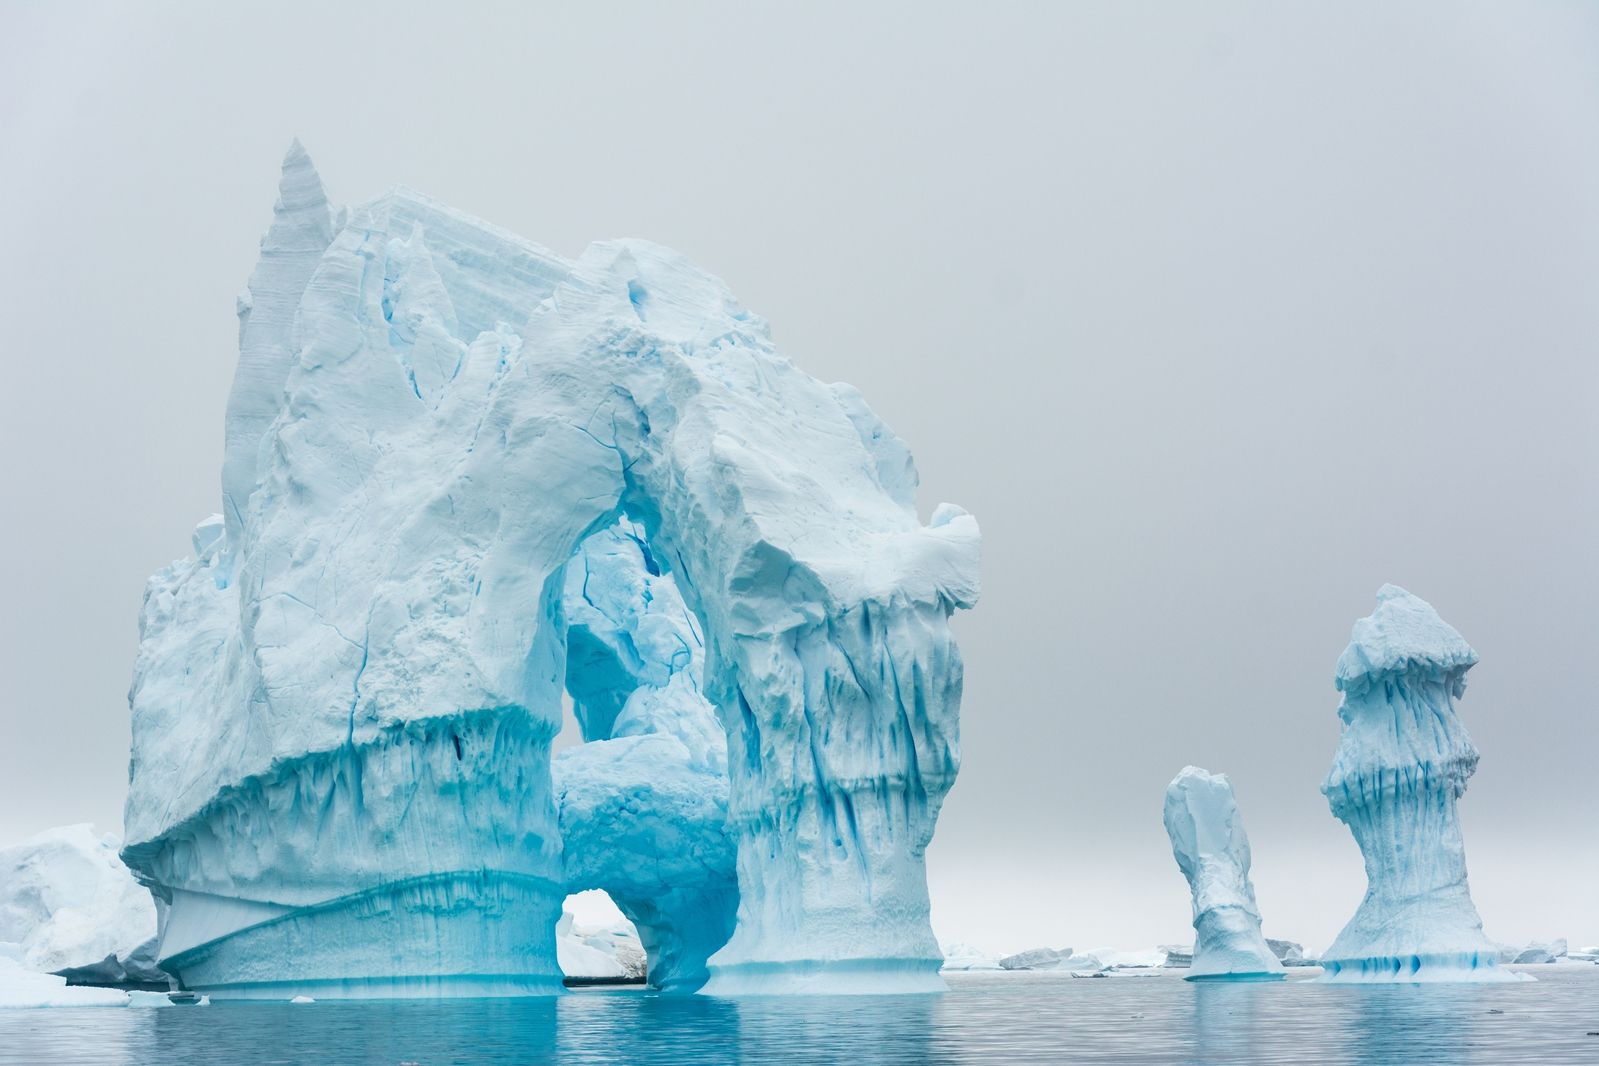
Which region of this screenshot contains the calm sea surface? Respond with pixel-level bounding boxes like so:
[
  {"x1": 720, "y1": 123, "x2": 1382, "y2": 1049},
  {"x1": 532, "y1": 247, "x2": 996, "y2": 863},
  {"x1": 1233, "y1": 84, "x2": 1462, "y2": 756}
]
[{"x1": 2, "y1": 968, "x2": 1596, "y2": 1065}]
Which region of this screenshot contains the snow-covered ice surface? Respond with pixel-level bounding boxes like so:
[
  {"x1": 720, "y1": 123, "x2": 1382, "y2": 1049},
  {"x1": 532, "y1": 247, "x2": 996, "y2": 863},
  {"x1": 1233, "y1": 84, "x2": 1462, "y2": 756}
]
[
  {"x1": 0, "y1": 826, "x2": 161, "y2": 987},
  {"x1": 1319, "y1": 586, "x2": 1518, "y2": 983},
  {"x1": 121, "y1": 144, "x2": 979, "y2": 999},
  {"x1": 0, "y1": 946, "x2": 128, "y2": 1009},
  {"x1": 1163, "y1": 767, "x2": 1285, "y2": 981}
]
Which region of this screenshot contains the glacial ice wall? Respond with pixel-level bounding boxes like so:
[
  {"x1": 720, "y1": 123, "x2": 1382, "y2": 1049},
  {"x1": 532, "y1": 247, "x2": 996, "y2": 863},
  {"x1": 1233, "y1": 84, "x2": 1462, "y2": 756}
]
[
  {"x1": 1162, "y1": 768, "x2": 1284, "y2": 981},
  {"x1": 1319, "y1": 585, "x2": 1514, "y2": 982},
  {"x1": 123, "y1": 144, "x2": 979, "y2": 998}
]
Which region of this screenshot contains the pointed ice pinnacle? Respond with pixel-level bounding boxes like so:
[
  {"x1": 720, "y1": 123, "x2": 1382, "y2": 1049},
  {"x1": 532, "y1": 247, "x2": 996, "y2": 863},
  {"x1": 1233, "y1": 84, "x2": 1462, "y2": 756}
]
[
  {"x1": 219, "y1": 139, "x2": 335, "y2": 578},
  {"x1": 1163, "y1": 767, "x2": 1285, "y2": 981},
  {"x1": 1319, "y1": 585, "x2": 1520, "y2": 983}
]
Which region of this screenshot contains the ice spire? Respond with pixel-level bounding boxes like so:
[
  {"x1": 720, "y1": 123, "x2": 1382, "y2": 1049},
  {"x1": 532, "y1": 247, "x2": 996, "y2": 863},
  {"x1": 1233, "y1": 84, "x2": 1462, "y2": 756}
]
[
  {"x1": 219, "y1": 139, "x2": 335, "y2": 576},
  {"x1": 1319, "y1": 585, "x2": 1516, "y2": 982},
  {"x1": 1163, "y1": 767, "x2": 1285, "y2": 980}
]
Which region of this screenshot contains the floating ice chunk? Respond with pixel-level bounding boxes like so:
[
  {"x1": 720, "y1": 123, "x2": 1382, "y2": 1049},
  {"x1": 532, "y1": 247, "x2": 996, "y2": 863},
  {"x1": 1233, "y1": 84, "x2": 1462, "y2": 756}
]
[
  {"x1": 1159, "y1": 944, "x2": 1193, "y2": 968},
  {"x1": 1163, "y1": 767, "x2": 1285, "y2": 981},
  {"x1": 290, "y1": 995, "x2": 315, "y2": 1004},
  {"x1": 1089, "y1": 948, "x2": 1168, "y2": 970},
  {"x1": 1510, "y1": 939, "x2": 1567, "y2": 965},
  {"x1": 939, "y1": 944, "x2": 1002, "y2": 971},
  {"x1": 998, "y1": 947, "x2": 1070, "y2": 971}
]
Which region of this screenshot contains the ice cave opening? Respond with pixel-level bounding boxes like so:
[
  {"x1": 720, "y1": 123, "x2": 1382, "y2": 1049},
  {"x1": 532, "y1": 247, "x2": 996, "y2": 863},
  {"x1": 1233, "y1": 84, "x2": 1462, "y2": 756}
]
[
  {"x1": 548, "y1": 516, "x2": 740, "y2": 995},
  {"x1": 557, "y1": 890, "x2": 647, "y2": 986}
]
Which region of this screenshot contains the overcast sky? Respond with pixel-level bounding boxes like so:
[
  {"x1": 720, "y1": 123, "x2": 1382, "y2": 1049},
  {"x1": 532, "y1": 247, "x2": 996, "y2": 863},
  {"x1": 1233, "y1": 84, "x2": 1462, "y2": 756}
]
[{"x1": 1, "y1": 2, "x2": 1594, "y2": 955}]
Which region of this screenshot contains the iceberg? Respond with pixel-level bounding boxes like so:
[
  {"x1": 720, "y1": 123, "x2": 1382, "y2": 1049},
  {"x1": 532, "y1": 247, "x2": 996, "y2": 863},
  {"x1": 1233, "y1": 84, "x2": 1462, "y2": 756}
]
[
  {"x1": 121, "y1": 143, "x2": 980, "y2": 999},
  {"x1": 1319, "y1": 586, "x2": 1517, "y2": 982},
  {"x1": 1162, "y1": 767, "x2": 1285, "y2": 981},
  {"x1": 938, "y1": 943, "x2": 1001, "y2": 971},
  {"x1": 0, "y1": 825, "x2": 163, "y2": 987},
  {"x1": 1265, "y1": 938, "x2": 1316, "y2": 967},
  {"x1": 1508, "y1": 939, "x2": 1567, "y2": 965},
  {"x1": 998, "y1": 947, "x2": 1071, "y2": 971}
]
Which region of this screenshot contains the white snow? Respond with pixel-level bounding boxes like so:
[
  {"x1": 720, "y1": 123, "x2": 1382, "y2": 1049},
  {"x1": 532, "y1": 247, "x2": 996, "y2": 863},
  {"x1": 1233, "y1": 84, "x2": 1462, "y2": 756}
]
[
  {"x1": 0, "y1": 946, "x2": 128, "y2": 1008},
  {"x1": 0, "y1": 824, "x2": 160, "y2": 984}
]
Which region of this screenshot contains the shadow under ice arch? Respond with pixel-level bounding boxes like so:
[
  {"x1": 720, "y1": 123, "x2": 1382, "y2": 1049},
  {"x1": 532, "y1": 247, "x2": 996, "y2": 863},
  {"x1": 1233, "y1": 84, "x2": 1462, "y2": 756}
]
[{"x1": 122, "y1": 144, "x2": 980, "y2": 999}]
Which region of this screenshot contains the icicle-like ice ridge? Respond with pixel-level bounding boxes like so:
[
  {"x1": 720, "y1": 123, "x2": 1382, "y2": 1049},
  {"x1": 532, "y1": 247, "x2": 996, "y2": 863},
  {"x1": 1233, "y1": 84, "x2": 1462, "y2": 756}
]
[
  {"x1": 1163, "y1": 767, "x2": 1285, "y2": 981},
  {"x1": 123, "y1": 145, "x2": 980, "y2": 998},
  {"x1": 1318, "y1": 585, "x2": 1520, "y2": 983},
  {"x1": 696, "y1": 597, "x2": 965, "y2": 994}
]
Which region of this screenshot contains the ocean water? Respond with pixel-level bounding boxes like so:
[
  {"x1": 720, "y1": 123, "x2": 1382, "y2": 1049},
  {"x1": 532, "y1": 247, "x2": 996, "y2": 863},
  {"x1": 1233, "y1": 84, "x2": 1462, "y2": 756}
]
[{"x1": 3, "y1": 968, "x2": 1596, "y2": 1065}]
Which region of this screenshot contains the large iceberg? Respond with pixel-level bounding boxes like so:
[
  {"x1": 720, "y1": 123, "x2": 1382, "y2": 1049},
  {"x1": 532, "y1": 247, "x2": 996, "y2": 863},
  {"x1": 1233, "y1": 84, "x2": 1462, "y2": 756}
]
[
  {"x1": 1319, "y1": 585, "x2": 1515, "y2": 982},
  {"x1": 0, "y1": 825, "x2": 163, "y2": 987},
  {"x1": 1162, "y1": 767, "x2": 1284, "y2": 981},
  {"x1": 121, "y1": 144, "x2": 980, "y2": 999}
]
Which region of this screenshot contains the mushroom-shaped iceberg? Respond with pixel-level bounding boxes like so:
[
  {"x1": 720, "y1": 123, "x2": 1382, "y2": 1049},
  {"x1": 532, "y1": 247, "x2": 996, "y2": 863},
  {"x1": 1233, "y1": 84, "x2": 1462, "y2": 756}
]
[{"x1": 1319, "y1": 585, "x2": 1517, "y2": 982}]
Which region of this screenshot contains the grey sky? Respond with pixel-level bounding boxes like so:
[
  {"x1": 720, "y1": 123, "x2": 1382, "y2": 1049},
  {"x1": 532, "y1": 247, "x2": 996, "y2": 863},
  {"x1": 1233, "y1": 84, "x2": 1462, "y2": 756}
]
[{"x1": 1, "y1": 2, "x2": 1594, "y2": 955}]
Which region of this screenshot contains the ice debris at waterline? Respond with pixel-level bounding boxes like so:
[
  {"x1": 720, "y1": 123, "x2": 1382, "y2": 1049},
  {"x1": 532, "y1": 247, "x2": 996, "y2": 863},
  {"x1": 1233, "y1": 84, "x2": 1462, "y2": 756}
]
[
  {"x1": 120, "y1": 142, "x2": 981, "y2": 1000},
  {"x1": 1319, "y1": 586, "x2": 1519, "y2": 983},
  {"x1": 1162, "y1": 767, "x2": 1284, "y2": 981},
  {"x1": 0, "y1": 825, "x2": 164, "y2": 987}
]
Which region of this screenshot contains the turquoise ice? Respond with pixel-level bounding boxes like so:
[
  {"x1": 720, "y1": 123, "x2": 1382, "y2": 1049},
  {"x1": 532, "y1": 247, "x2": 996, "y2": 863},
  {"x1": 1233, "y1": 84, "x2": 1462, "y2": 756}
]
[{"x1": 1320, "y1": 586, "x2": 1518, "y2": 983}]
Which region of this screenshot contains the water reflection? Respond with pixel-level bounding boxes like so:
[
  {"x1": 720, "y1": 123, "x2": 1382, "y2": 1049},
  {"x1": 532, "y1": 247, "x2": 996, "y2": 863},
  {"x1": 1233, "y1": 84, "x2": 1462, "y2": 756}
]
[
  {"x1": 1189, "y1": 979, "x2": 1263, "y2": 1063},
  {"x1": 0, "y1": 968, "x2": 1591, "y2": 1066}
]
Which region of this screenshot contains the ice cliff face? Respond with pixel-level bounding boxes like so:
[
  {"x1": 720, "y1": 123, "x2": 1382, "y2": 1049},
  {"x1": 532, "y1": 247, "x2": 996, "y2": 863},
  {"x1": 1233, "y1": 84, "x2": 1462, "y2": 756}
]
[
  {"x1": 1319, "y1": 585, "x2": 1513, "y2": 982},
  {"x1": 122, "y1": 144, "x2": 979, "y2": 999},
  {"x1": 0, "y1": 826, "x2": 163, "y2": 987},
  {"x1": 1162, "y1": 768, "x2": 1284, "y2": 981}
]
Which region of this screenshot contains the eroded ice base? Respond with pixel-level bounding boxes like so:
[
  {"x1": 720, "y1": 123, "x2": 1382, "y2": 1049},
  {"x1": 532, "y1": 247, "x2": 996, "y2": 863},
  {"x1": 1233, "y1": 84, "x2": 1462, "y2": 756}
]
[
  {"x1": 1320, "y1": 952, "x2": 1530, "y2": 983},
  {"x1": 162, "y1": 872, "x2": 564, "y2": 1000},
  {"x1": 701, "y1": 959, "x2": 946, "y2": 996}
]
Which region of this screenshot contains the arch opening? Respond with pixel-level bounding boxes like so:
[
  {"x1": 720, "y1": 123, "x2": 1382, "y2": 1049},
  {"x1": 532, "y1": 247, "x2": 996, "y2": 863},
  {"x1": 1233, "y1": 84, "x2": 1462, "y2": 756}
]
[
  {"x1": 557, "y1": 890, "x2": 646, "y2": 987},
  {"x1": 548, "y1": 514, "x2": 739, "y2": 994}
]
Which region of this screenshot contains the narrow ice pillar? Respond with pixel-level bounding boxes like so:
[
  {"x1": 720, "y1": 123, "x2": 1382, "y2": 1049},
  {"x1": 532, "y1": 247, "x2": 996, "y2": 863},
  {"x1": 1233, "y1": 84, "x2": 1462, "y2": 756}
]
[
  {"x1": 1319, "y1": 585, "x2": 1514, "y2": 982},
  {"x1": 693, "y1": 594, "x2": 970, "y2": 996},
  {"x1": 1163, "y1": 767, "x2": 1285, "y2": 980}
]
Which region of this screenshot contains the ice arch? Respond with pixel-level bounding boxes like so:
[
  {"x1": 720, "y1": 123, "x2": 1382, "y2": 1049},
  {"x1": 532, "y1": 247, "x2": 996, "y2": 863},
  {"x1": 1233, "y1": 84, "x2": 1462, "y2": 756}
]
[
  {"x1": 122, "y1": 145, "x2": 980, "y2": 999},
  {"x1": 552, "y1": 519, "x2": 737, "y2": 993}
]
